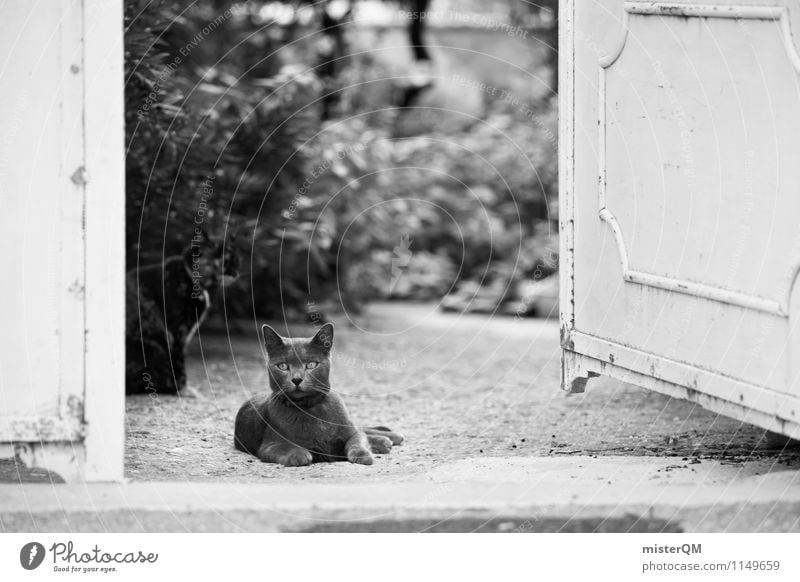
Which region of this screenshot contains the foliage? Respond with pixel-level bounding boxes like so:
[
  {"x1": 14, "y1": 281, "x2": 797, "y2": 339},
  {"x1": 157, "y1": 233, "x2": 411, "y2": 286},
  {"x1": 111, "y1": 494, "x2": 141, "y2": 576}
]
[
  {"x1": 125, "y1": 0, "x2": 559, "y2": 318},
  {"x1": 126, "y1": 0, "x2": 325, "y2": 316}
]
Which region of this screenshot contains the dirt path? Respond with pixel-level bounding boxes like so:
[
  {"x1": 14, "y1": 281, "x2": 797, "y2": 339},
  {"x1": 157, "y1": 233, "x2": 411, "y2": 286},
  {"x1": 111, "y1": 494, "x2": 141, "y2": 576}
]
[{"x1": 126, "y1": 303, "x2": 800, "y2": 483}]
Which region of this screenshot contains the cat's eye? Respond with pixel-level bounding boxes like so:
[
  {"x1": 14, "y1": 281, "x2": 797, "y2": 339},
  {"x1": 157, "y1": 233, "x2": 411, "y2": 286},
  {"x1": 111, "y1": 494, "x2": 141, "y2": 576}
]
[
  {"x1": 305, "y1": 361, "x2": 319, "y2": 370},
  {"x1": 276, "y1": 362, "x2": 289, "y2": 371}
]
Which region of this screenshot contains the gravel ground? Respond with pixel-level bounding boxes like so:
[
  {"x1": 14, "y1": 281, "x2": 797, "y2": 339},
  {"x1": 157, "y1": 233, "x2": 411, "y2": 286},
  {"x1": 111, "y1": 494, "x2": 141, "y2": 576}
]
[{"x1": 125, "y1": 303, "x2": 800, "y2": 483}]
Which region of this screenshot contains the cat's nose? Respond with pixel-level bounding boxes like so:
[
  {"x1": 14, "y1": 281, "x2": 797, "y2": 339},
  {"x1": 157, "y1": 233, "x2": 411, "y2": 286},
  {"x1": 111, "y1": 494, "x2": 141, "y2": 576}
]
[{"x1": 291, "y1": 376, "x2": 303, "y2": 386}]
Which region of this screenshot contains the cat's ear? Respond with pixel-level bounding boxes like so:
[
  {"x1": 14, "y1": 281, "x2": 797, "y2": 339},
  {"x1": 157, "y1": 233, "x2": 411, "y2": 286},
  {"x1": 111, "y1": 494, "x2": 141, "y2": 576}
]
[
  {"x1": 262, "y1": 324, "x2": 285, "y2": 352},
  {"x1": 310, "y1": 323, "x2": 334, "y2": 352}
]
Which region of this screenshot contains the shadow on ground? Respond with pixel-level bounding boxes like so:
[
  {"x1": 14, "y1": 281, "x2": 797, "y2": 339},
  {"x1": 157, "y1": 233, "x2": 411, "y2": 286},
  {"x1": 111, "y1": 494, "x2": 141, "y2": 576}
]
[{"x1": 291, "y1": 514, "x2": 682, "y2": 533}]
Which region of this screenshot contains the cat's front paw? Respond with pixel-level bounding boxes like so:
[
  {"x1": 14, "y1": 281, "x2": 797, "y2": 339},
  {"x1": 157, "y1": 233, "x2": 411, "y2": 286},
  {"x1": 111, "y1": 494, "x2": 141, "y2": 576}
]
[
  {"x1": 277, "y1": 449, "x2": 313, "y2": 467},
  {"x1": 368, "y1": 435, "x2": 393, "y2": 454},
  {"x1": 347, "y1": 447, "x2": 374, "y2": 465}
]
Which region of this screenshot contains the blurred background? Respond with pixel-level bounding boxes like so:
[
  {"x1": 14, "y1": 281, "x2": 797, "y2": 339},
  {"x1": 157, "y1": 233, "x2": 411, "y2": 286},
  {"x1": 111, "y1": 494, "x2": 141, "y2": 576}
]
[{"x1": 126, "y1": 0, "x2": 559, "y2": 322}]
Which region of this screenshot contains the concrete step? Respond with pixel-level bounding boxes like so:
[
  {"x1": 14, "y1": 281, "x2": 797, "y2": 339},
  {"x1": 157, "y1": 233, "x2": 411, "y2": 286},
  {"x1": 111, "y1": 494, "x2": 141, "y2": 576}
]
[{"x1": 2, "y1": 456, "x2": 799, "y2": 532}]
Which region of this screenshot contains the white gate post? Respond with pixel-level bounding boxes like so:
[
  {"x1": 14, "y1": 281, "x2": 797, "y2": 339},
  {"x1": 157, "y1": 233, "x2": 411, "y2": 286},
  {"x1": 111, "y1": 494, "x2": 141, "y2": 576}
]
[
  {"x1": 0, "y1": 0, "x2": 125, "y2": 482},
  {"x1": 83, "y1": 0, "x2": 126, "y2": 482}
]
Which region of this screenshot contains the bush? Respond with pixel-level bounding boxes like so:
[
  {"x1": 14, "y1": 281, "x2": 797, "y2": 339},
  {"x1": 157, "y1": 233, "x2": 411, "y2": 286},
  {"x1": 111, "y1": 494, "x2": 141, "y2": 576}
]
[{"x1": 125, "y1": 0, "x2": 559, "y2": 317}]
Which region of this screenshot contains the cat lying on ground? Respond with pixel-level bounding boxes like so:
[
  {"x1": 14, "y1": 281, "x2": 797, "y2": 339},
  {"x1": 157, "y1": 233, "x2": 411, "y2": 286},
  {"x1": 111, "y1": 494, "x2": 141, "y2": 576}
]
[
  {"x1": 126, "y1": 230, "x2": 239, "y2": 395},
  {"x1": 234, "y1": 323, "x2": 404, "y2": 466}
]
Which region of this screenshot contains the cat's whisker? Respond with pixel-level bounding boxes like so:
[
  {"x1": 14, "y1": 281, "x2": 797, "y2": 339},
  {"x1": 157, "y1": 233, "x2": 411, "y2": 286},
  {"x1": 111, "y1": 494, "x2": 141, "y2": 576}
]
[{"x1": 305, "y1": 379, "x2": 331, "y2": 389}]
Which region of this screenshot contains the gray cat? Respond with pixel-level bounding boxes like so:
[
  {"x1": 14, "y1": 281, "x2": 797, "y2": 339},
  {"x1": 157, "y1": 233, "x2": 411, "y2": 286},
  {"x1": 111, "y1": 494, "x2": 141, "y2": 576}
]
[{"x1": 234, "y1": 323, "x2": 404, "y2": 466}]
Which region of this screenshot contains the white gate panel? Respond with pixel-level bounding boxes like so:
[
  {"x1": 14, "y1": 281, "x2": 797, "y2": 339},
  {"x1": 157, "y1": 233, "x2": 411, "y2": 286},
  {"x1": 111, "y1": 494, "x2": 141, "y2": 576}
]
[
  {"x1": 0, "y1": 0, "x2": 125, "y2": 481},
  {"x1": 561, "y1": 0, "x2": 800, "y2": 437}
]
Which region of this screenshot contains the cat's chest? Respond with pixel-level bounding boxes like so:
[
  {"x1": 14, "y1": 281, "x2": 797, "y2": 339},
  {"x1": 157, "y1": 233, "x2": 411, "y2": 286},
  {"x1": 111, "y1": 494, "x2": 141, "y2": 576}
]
[{"x1": 267, "y1": 399, "x2": 351, "y2": 454}]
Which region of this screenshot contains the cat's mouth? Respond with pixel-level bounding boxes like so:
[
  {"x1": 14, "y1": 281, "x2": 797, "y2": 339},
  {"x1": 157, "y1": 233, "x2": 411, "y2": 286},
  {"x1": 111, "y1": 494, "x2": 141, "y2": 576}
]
[{"x1": 278, "y1": 386, "x2": 329, "y2": 407}]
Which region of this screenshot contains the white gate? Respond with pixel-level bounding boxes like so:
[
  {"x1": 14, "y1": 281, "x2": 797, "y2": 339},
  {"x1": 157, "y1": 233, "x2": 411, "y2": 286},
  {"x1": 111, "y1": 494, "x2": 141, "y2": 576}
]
[
  {"x1": 0, "y1": 0, "x2": 125, "y2": 481},
  {"x1": 560, "y1": 0, "x2": 800, "y2": 438}
]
